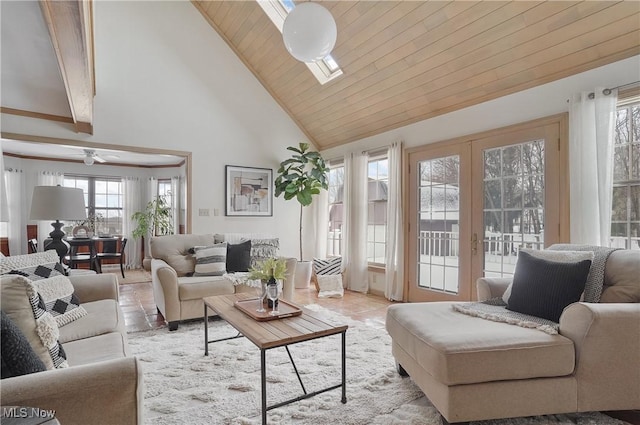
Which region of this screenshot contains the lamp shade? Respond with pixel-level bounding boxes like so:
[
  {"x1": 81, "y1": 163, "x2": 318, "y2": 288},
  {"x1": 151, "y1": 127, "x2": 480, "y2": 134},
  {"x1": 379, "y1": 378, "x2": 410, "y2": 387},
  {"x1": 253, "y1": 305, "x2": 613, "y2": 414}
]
[
  {"x1": 30, "y1": 186, "x2": 87, "y2": 221},
  {"x1": 282, "y1": 2, "x2": 337, "y2": 63}
]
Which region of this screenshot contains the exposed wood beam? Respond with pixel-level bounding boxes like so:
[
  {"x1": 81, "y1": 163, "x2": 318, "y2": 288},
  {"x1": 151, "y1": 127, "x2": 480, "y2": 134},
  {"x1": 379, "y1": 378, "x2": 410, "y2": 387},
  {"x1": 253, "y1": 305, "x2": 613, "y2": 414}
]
[
  {"x1": 39, "y1": 0, "x2": 94, "y2": 134},
  {"x1": 0, "y1": 106, "x2": 74, "y2": 124}
]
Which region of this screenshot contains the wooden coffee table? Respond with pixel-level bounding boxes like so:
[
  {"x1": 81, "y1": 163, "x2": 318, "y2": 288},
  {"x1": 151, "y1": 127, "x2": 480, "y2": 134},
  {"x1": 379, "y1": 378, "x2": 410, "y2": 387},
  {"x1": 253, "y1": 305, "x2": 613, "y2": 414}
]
[{"x1": 203, "y1": 294, "x2": 348, "y2": 424}]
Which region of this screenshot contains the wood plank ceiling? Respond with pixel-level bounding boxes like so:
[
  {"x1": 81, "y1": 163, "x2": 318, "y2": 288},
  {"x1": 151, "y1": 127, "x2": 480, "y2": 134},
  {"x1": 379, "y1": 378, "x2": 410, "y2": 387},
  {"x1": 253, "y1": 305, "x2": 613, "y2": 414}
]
[{"x1": 193, "y1": 1, "x2": 640, "y2": 150}]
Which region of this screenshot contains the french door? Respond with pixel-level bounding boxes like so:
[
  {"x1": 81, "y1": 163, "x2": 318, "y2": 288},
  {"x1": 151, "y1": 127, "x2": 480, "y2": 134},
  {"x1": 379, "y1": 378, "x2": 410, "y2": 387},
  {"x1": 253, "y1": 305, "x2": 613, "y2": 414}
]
[{"x1": 407, "y1": 117, "x2": 566, "y2": 302}]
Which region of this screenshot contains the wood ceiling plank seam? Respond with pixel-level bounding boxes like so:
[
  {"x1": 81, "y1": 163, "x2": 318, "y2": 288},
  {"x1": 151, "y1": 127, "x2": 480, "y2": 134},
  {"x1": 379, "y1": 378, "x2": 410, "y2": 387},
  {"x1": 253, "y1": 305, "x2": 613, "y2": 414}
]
[
  {"x1": 291, "y1": 2, "x2": 508, "y2": 116},
  {"x1": 211, "y1": 1, "x2": 235, "y2": 29},
  {"x1": 202, "y1": 0, "x2": 223, "y2": 17},
  {"x1": 443, "y1": 1, "x2": 609, "y2": 74},
  {"x1": 520, "y1": 1, "x2": 580, "y2": 26},
  {"x1": 224, "y1": 2, "x2": 260, "y2": 42},
  {"x1": 244, "y1": 29, "x2": 288, "y2": 71},
  {"x1": 218, "y1": 1, "x2": 250, "y2": 32},
  {"x1": 543, "y1": 0, "x2": 624, "y2": 33},
  {"x1": 239, "y1": 20, "x2": 282, "y2": 63},
  {"x1": 262, "y1": 2, "x2": 402, "y2": 82},
  {"x1": 319, "y1": 41, "x2": 640, "y2": 147},
  {"x1": 189, "y1": 0, "x2": 318, "y2": 146},
  {"x1": 298, "y1": 1, "x2": 617, "y2": 123},
  {"x1": 230, "y1": 7, "x2": 265, "y2": 47},
  {"x1": 374, "y1": 2, "x2": 535, "y2": 79},
  {"x1": 493, "y1": 12, "x2": 640, "y2": 80},
  {"x1": 235, "y1": 15, "x2": 272, "y2": 52},
  {"x1": 303, "y1": 2, "x2": 625, "y2": 126},
  {"x1": 283, "y1": 2, "x2": 452, "y2": 107}
]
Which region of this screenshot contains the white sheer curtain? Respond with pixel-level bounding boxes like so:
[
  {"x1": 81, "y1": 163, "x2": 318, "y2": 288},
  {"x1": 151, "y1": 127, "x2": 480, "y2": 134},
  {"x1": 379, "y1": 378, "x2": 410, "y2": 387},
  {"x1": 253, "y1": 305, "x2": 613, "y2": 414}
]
[
  {"x1": 313, "y1": 188, "x2": 329, "y2": 259},
  {"x1": 569, "y1": 88, "x2": 618, "y2": 246},
  {"x1": 342, "y1": 151, "x2": 369, "y2": 292},
  {"x1": 122, "y1": 177, "x2": 143, "y2": 269},
  {"x1": 5, "y1": 167, "x2": 27, "y2": 255},
  {"x1": 384, "y1": 142, "x2": 404, "y2": 301},
  {"x1": 36, "y1": 171, "x2": 64, "y2": 249},
  {"x1": 171, "y1": 176, "x2": 180, "y2": 234}
]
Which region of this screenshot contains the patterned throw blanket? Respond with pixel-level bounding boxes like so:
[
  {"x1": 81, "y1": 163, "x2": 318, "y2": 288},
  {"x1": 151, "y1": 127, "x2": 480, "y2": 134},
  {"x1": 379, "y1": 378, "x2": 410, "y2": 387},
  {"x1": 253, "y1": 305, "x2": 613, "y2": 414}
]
[{"x1": 453, "y1": 245, "x2": 620, "y2": 335}]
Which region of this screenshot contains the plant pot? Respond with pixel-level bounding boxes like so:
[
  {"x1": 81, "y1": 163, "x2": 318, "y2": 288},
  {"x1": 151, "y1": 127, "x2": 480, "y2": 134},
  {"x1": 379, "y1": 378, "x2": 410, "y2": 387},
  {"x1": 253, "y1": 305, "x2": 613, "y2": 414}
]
[{"x1": 294, "y1": 260, "x2": 312, "y2": 289}]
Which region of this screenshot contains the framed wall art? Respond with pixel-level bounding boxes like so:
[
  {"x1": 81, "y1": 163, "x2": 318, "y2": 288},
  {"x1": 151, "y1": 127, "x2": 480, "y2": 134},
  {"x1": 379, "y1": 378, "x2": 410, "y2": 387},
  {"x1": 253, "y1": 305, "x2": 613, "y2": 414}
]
[{"x1": 225, "y1": 165, "x2": 273, "y2": 216}]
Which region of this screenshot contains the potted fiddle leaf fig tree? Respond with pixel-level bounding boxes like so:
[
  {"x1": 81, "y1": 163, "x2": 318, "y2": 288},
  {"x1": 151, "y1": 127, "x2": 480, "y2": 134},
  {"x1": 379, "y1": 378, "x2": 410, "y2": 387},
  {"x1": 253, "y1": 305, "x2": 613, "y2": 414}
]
[
  {"x1": 132, "y1": 196, "x2": 173, "y2": 270},
  {"x1": 274, "y1": 142, "x2": 329, "y2": 288}
]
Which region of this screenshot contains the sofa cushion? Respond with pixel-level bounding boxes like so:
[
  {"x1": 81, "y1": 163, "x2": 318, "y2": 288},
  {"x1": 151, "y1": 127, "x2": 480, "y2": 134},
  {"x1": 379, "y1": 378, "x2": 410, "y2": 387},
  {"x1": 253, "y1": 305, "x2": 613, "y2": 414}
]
[
  {"x1": 226, "y1": 240, "x2": 252, "y2": 273},
  {"x1": 0, "y1": 275, "x2": 68, "y2": 370},
  {"x1": 1, "y1": 310, "x2": 47, "y2": 378},
  {"x1": 386, "y1": 302, "x2": 575, "y2": 386},
  {"x1": 601, "y1": 249, "x2": 640, "y2": 303},
  {"x1": 62, "y1": 332, "x2": 129, "y2": 367},
  {"x1": 507, "y1": 250, "x2": 592, "y2": 322},
  {"x1": 178, "y1": 276, "x2": 235, "y2": 300},
  {"x1": 150, "y1": 234, "x2": 215, "y2": 276},
  {"x1": 33, "y1": 275, "x2": 88, "y2": 328},
  {"x1": 193, "y1": 243, "x2": 227, "y2": 276},
  {"x1": 58, "y1": 299, "x2": 126, "y2": 344}
]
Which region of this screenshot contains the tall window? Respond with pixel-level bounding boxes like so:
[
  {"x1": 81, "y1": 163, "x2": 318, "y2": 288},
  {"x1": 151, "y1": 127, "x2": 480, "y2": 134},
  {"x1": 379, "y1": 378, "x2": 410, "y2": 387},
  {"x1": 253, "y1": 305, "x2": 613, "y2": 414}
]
[
  {"x1": 158, "y1": 179, "x2": 172, "y2": 210},
  {"x1": 367, "y1": 156, "x2": 388, "y2": 265},
  {"x1": 612, "y1": 98, "x2": 640, "y2": 249},
  {"x1": 327, "y1": 164, "x2": 344, "y2": 256},
  {"x1": 64, "y1": 176, "x2": 123, "y2": 235}
]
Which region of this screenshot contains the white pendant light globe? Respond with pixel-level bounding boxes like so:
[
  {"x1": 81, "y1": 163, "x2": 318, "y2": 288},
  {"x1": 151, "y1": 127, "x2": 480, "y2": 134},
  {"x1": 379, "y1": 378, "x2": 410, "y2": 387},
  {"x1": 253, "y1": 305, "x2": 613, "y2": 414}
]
[{"x1": 282, "y1": 2, "x2": 337, "y2": 63}]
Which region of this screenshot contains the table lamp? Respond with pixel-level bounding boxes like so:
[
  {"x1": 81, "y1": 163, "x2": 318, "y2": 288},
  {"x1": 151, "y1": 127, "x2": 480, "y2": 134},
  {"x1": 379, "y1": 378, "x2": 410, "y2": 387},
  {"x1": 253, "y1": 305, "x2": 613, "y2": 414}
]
[{"x1": 30, "y1": 185, "x2": 87, "y2": 261}]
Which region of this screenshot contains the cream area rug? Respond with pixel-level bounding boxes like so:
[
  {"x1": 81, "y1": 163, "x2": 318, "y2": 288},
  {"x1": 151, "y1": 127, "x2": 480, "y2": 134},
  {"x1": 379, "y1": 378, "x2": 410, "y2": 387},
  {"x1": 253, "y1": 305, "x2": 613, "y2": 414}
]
[{"x1": 128, "y1": 305, "x2": 629, "y2": 425}]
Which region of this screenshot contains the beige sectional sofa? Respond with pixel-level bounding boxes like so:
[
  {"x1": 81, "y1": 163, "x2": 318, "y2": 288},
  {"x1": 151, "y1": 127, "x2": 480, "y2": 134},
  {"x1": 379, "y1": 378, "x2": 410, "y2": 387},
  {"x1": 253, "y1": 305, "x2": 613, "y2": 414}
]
[
  {"x1": 386, "y1": 248, "x2": 640, "y2": 424},
  {"x1": 1, "y1": 271, "x2": 143, "y2": 425},
  {"x1": 150, "y1": 233, "x2": 296, "y2": 330}
]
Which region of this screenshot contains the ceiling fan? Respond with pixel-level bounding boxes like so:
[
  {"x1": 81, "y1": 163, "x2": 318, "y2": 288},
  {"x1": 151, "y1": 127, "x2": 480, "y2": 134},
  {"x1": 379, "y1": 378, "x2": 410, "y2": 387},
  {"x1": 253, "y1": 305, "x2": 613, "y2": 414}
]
[{"x1": 67, "y1": 148, "x2": 119, "y2": 165}]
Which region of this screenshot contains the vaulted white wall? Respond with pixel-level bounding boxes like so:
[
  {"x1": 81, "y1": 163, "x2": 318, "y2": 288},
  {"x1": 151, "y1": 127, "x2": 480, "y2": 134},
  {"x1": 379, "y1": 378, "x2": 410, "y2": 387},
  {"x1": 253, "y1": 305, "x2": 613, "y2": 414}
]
[{"x1": 1, "y1": 1, "x2": 309, "y2": 259}]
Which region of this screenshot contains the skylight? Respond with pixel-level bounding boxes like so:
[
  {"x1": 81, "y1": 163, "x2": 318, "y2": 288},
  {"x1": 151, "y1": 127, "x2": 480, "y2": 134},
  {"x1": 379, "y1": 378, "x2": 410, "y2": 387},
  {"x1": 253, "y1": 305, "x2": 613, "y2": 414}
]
[{"x1": 257, "y1": 0, "x2": 343, "y2": 85}]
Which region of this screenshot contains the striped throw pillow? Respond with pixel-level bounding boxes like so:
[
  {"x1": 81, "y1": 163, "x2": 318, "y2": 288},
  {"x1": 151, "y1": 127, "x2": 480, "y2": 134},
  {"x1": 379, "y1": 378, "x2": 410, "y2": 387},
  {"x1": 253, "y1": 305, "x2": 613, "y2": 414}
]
[
  {"x1": 193, "y1": 243, "x2": 227, "y2": 276},
  {"x1": 313, "y1": 256, "x2": 342, "y2": 275}
]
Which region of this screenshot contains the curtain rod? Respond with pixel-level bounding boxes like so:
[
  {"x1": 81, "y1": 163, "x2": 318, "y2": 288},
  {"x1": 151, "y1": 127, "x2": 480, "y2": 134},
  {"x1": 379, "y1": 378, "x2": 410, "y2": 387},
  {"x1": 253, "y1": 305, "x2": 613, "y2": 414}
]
[
  {"x1": 586, "y1": 81, "x2": 639, "y2": 100},
  {"x1": 326, "y1": 145, "x2": 391, "y2": 164}
]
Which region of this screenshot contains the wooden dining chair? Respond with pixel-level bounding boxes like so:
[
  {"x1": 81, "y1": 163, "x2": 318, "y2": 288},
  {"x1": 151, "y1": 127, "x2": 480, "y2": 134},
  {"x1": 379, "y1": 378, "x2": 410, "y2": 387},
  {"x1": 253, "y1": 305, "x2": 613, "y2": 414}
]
[
  {"x1": 28, "y1": 239, "x2": 38, "y2": 254},
  {"x1": 97, "y1": 238, "x2": 127, "y2": 278}
]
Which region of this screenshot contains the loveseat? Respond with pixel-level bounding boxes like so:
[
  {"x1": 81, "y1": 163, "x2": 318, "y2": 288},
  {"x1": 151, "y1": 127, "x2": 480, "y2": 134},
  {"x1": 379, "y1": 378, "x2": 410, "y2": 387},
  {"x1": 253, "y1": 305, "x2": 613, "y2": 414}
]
[
  {"x1": 1, "y1": 252, "x2": 142, "y2": 425},
  {"x1": 386, "y1": 248, "x2": 640, "y2": 424},
  {"x1": 150, "y1": 233, "x2": 296, "y2": 330}
]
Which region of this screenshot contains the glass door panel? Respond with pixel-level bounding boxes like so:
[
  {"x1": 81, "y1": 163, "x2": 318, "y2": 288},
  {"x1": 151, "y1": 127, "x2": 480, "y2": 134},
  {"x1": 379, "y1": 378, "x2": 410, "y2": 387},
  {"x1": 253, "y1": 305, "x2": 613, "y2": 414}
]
[
  {"x1": 482, "y1": 140, "x2": 545, "y2": 278},
  {"x1": 408, "y1": 143, "x2": 471, "y2": 303}
]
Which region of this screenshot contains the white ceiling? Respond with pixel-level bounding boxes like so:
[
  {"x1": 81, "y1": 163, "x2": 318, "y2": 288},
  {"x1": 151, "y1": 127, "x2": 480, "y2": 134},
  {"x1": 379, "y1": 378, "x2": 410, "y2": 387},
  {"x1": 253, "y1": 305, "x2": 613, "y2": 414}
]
[{"x1": 1, "y1": 139, "x2": 184, "y2": 167}]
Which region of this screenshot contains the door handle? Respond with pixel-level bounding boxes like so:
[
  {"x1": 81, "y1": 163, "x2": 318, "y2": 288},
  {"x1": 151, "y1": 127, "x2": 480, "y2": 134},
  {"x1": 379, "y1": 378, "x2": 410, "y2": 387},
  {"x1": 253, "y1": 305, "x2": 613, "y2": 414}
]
[{"x1": 471, "y1": 233, "x2": 478, "y2": 255}]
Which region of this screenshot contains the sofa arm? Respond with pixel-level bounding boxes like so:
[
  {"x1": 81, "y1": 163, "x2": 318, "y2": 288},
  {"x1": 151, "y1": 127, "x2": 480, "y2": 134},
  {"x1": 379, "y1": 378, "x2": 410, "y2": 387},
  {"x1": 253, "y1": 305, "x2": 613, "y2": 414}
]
[
  {"x1": 0, "y1": 357, "x2": 143, "y2": 425},
  {"x1": 559, "y1": 302, "x2": 640, "y2": 411},
  {"x1": 151, "y1": 258, "x2": 180, "y2": 323},
  {"x1": 68, "y1": 273, "x2": 119, "y2": 303},
  {"x1": 476, "y1": 277, "x2": 512, "y2": 301}
]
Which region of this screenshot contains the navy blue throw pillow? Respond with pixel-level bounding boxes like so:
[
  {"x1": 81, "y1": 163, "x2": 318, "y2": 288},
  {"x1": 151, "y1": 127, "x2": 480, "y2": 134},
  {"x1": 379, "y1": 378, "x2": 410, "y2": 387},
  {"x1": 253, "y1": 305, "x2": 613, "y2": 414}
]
[
  {"x1": 226, "y1": 240, "x2": 252, "y2": 273},
  {"x1": 506, "y1": 250, "x2": 592, "y2": 322}
]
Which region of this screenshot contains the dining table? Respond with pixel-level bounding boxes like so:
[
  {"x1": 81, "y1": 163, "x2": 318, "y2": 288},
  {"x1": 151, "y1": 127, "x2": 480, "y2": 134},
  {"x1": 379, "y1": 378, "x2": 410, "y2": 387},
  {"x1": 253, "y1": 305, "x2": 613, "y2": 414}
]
[{"x1": 44, "y1": 236, "x2": 121, "y2": 273}]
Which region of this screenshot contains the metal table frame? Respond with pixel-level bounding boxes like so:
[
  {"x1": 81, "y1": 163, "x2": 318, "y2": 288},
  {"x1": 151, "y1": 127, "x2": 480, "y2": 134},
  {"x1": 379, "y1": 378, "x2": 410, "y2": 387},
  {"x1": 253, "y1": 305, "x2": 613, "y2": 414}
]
[{"x1": 204, "y1": 303, "x2": 347, "y2": 424}]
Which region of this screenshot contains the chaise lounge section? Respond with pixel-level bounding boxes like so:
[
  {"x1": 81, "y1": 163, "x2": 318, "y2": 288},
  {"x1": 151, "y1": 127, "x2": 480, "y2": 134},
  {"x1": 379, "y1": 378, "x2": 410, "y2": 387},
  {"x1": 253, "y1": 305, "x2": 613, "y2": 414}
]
[{"x1": 386, "y1": 248, "x2": 640, "y2": 424}]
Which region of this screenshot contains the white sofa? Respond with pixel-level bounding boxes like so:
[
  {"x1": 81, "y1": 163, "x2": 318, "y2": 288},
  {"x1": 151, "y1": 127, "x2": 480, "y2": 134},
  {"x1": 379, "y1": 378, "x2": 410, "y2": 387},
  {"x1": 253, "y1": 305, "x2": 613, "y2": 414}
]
[{"x1": 150, "y1": 233, "x2": 296, "y2": 330}]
